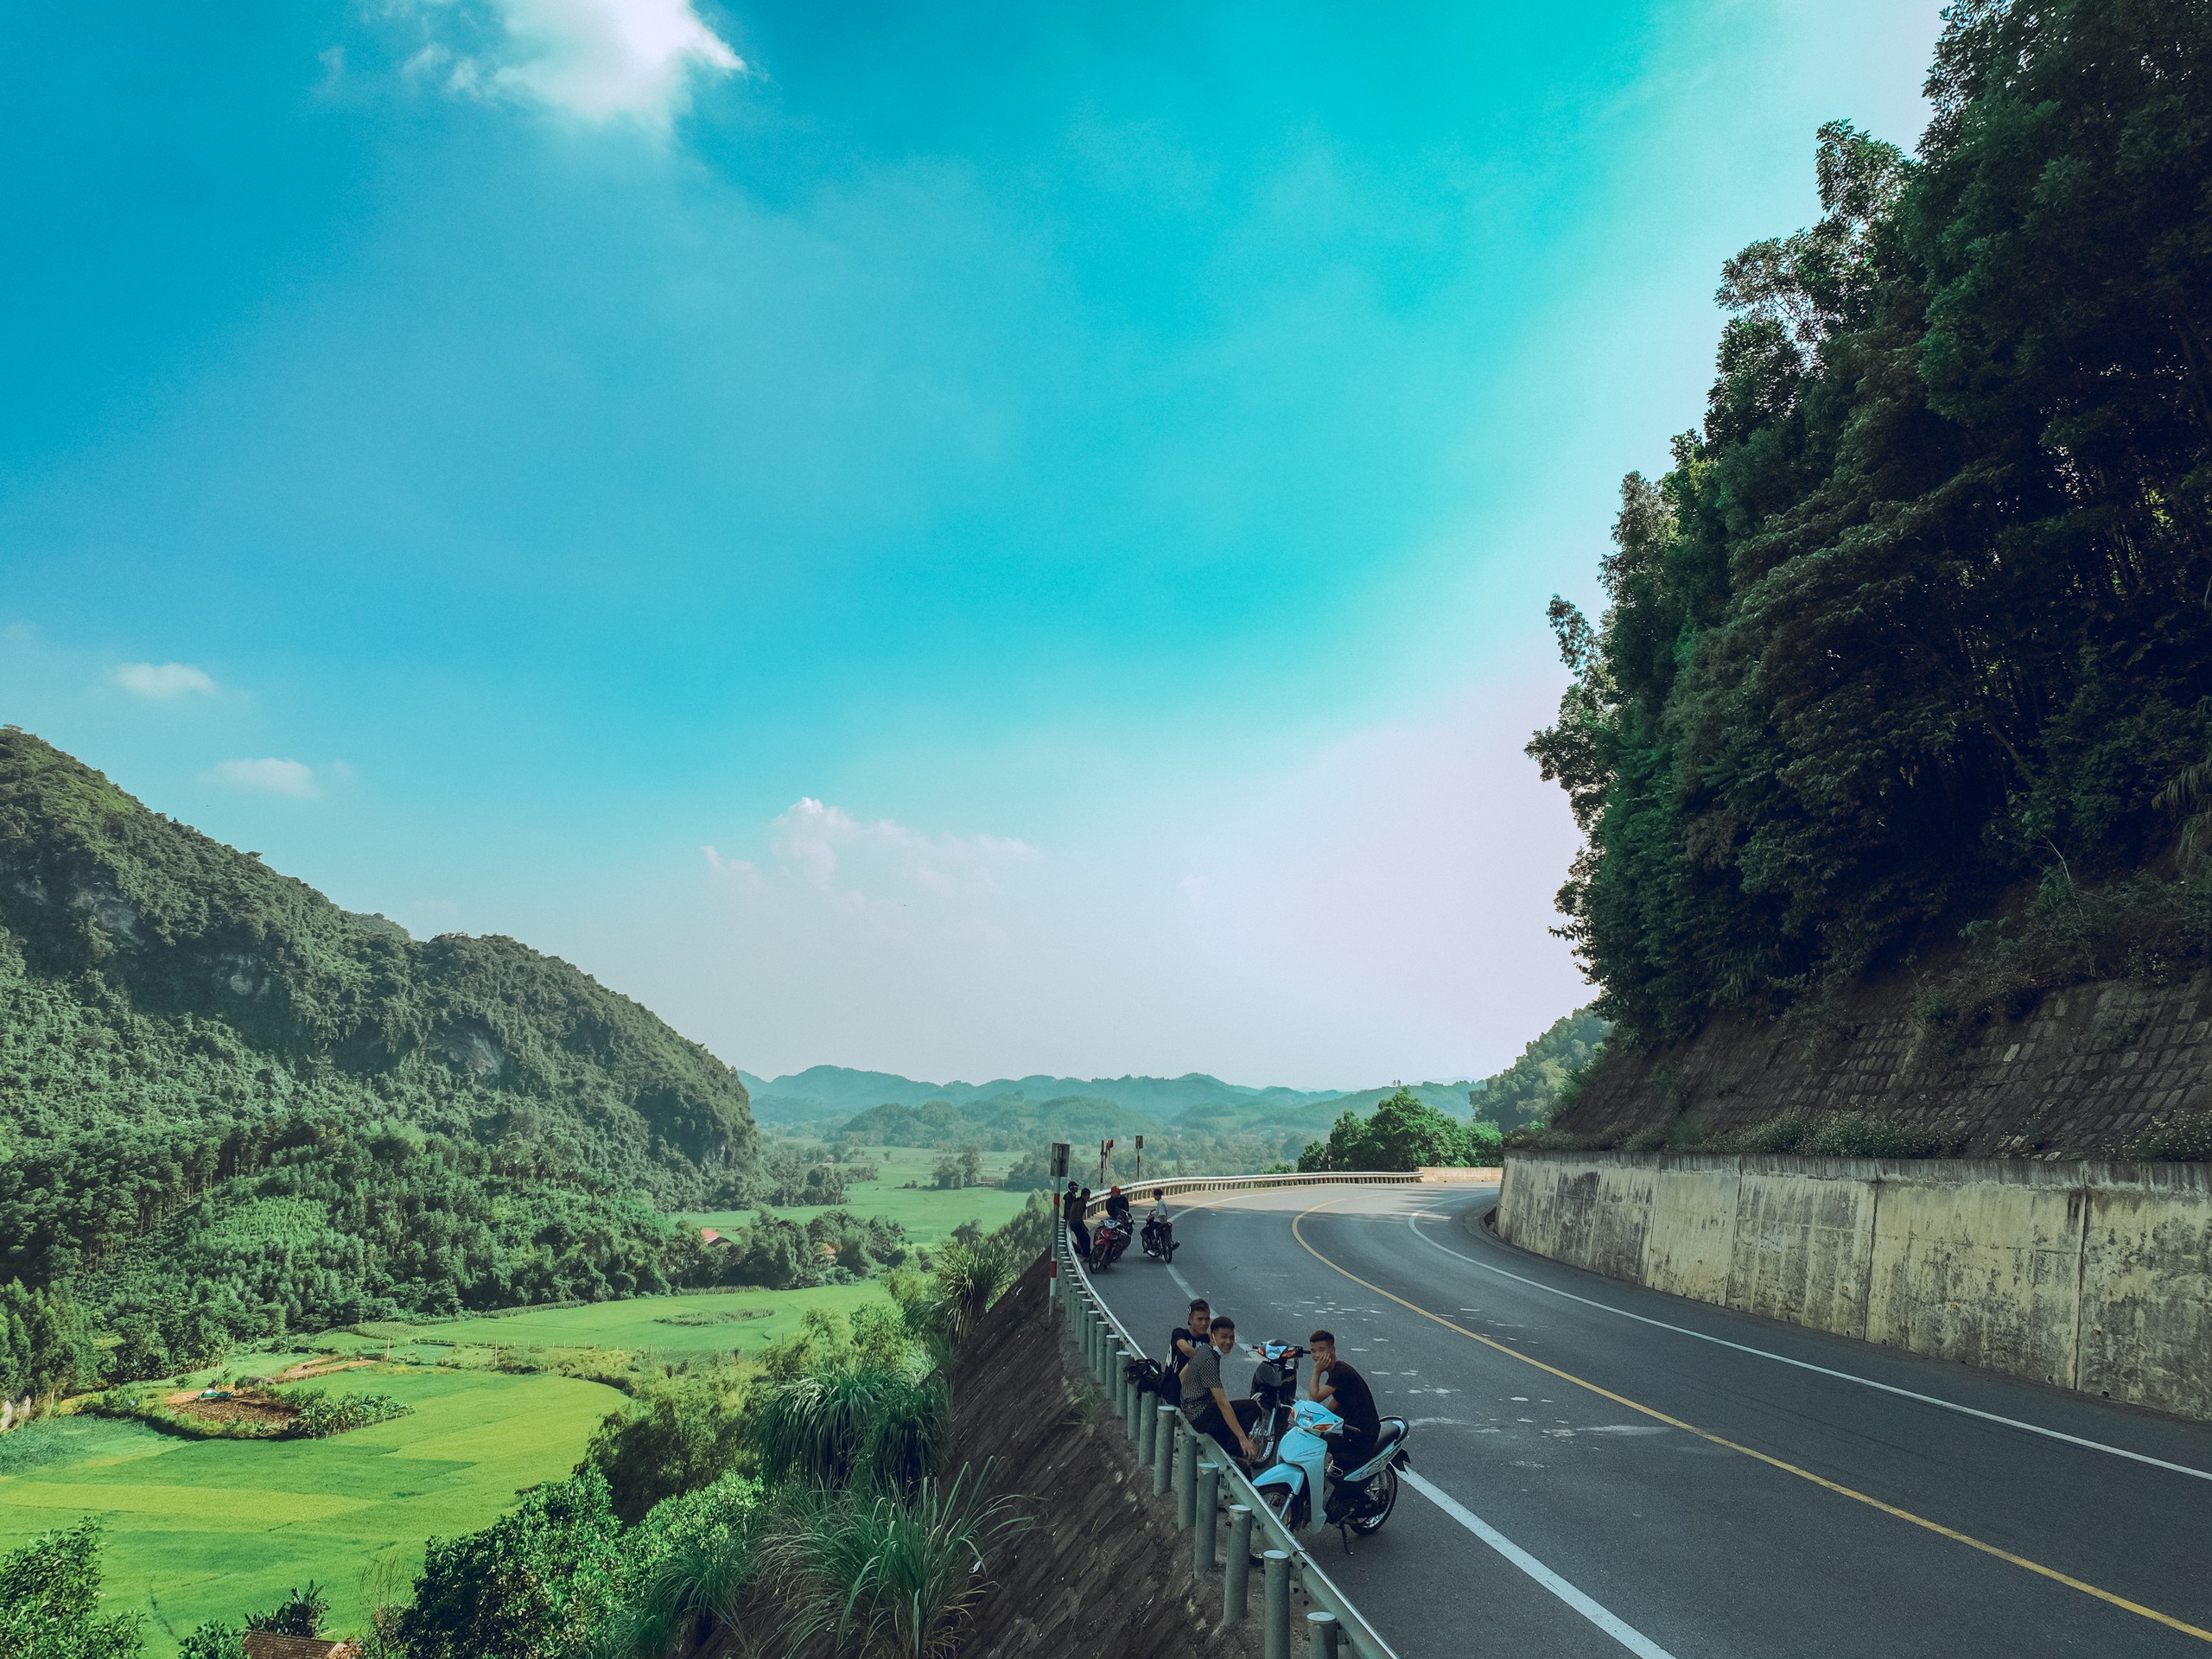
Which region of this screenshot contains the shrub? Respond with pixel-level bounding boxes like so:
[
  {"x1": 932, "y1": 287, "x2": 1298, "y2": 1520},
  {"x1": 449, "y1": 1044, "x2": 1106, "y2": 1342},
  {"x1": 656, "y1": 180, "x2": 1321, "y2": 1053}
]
[
  {"x1": 288, "y1": 1391, "x2": 411, "y2": 1438},
  {"x1": 245, "y1": 1583, "x2": 327, "y2": 1637},
  {"x1": 398, "y1": 1470, "x2": 622, "y2": 1659},
  {"x1": 175, "y1": 1622, "x2": 245, "y2": 1659},
  {"x1": 0, "y1": 1520, "x2": 144, "y2": 1659},
  {"x1": 582, "y1": 1371, "x2": 749, "y2": 1524}
]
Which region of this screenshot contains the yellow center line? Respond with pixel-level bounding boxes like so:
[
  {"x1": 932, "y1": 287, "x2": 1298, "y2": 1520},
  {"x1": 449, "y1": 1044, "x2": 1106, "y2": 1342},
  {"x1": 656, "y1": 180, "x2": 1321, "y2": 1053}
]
[{"x1": 1290, "y1": 1194, "x2": 2212, "y2": 1646}]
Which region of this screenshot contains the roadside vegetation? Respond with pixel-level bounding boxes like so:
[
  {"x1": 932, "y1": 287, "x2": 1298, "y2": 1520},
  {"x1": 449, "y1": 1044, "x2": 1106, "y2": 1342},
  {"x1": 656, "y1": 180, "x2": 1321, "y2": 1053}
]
[
  {"x1": 1, "y1": 1204, "x2": 1048, "y2": 1659},
  {"x1": 1529, "y1": 0, "x2": 2212, "y2": 1054}
]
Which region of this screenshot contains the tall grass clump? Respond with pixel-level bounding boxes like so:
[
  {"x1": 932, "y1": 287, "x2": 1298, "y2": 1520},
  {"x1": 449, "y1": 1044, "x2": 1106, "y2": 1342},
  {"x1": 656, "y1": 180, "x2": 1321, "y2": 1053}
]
[
  {"x1": 749, "y1": 1366, "x2": 948, "y2": 1494},
  {"x1": 926, "y1": 1237, "x2": 1020, "y2": 1345},
  {"x1": 755, "y1": 1463, "x2": 1029, "y2": 1659}
]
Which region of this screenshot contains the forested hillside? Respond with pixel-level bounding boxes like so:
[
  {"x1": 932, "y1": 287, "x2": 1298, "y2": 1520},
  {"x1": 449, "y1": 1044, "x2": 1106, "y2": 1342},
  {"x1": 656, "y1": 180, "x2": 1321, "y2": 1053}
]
[
  {"x1": 1531, "y1": 0, "x2": 2212, "y2": 1050},
  {"x1": 0, "y1": 730, "x2": 761, "y2": 1385}
]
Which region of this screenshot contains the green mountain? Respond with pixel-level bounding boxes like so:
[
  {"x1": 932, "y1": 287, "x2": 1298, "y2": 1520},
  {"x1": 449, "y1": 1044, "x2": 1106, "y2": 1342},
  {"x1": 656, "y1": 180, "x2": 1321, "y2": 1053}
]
[
  {"x1": 0, "y1": 730, "x2": 760, "y2": 1380},
  {"x1": 738, "y1": 1065, "x2": 1339, "y2": 1131}
]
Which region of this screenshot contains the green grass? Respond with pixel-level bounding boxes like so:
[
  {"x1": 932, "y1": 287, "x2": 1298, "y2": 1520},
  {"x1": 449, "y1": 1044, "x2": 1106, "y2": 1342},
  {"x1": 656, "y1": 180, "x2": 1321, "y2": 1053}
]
[
  {"x1": 691, "y1": 1147, "x2": 1030, "y2": 1248},
  {"x1": 0, "y1": 1367, "x2": 623, "y2": 1653},
  {"x1": 334, "y1": 1281, "x2": 893, "y2": 1361}
]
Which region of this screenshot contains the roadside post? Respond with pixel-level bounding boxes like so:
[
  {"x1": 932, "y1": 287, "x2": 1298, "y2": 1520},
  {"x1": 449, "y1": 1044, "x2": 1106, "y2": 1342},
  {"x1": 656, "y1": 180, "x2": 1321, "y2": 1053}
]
[
  {"x1": 1152, "y1": 1406, "x2": 1176, "y2": 1494},
  {"x1": 1307, "y1": 1611, "x2": 1342, "y2": 1659},
  {"x1": 1224, "y1": 1505, "x2": 1253, "y2": 1626},
  {"x1": 1176, "y1": 1416, "x2": 1199, "y2": 1529},
  {"x1": 1140, "y1": 1393, "x2": 1159, "y2": 1465},
  {"x1": 1194, "y1": 1459, "x2": 1221, "y2": 1573},
  {"x1": 1263, "y1": 1551, "x2": 1293, "y2": 1659}
]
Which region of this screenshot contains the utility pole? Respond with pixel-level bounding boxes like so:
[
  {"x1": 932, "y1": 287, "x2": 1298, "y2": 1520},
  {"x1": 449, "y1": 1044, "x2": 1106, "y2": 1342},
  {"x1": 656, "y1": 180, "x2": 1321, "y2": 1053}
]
[
  {"x1": 1100, "y1": 1138, "x2": 1114, "y2": 1186},
  {"x1": 1135, "y1": 1134, "x2": 1144, "y2": 1183}
]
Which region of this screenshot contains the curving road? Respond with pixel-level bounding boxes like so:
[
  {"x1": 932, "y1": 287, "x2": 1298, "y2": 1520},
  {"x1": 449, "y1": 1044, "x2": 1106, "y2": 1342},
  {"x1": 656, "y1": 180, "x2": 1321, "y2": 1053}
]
[{"x1": 1083, "y1": 1183, "x2": 2212, "y2": 1658}]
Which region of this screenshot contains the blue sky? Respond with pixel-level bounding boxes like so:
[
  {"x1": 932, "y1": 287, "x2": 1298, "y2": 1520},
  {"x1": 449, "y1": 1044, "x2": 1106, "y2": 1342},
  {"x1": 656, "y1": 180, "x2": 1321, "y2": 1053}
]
[{"x1": 0, "y1": 0, "x2": 1943, "y2": 1086}]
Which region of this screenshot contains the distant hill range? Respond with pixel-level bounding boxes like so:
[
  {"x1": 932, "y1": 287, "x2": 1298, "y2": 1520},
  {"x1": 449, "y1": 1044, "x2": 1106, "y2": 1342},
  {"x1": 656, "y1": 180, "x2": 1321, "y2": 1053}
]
[{"x1": 741, "y1": 1007, "x2": 1608, "y2": 1146}]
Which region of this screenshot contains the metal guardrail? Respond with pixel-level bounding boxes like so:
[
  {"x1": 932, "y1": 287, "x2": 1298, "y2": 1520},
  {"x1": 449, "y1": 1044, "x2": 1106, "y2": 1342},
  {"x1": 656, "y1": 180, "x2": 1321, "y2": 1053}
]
[{"x1": 1053, "y1": 1173, "x2": 1427, "y2": 1659}]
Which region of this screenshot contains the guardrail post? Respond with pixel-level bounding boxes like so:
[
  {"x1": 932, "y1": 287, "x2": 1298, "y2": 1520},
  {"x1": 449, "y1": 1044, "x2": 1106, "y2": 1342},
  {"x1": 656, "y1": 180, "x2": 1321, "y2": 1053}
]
[
  {"x1": 1306, "y1": 1611, "x2": 1340, "y2": 1657},
  {"x1": 1224, "y1": 1505, "x2": 1253, "y2": 1626},
  {"x1": 1153, "y1": 1406, "x2": 1176, "y2": 1495},
  {"x1": 1262, "y1": 1551, "x2": 1292, "y2": 1659},
  {"x1": 1194, "y1": 1459, "x2": 1220, "y2": 1574},
  {"x1": 1140, "y1": 1393, "x2": 1159, "y2": 1465},
  {"x1": 1122, "y1": 1355, "x2": 1142, "y2": 1440},
  {"x1": 1175, "y1": 1416, "x2": 1199, "y2": 1529},
  {"x1": 1096, "y1": 1322, "x2": 1115, "y2": 1394},
  {"x1": 1113, "y1": 1346, "x2": 1131, "y2": 1421}
]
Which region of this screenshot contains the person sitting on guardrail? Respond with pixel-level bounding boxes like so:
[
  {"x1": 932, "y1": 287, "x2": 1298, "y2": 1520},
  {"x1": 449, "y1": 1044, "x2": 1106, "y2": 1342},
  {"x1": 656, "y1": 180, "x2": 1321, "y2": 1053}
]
[
  {"x1": 1062, "y1": 1181, "x2": 1091, "y2": 1261},
  {"x1": 1182, "y1": 1313, "x2": 1262, "y2": 1467},
  {"x1": 1160, "y1": 1298, "x2": 1209, "y2": 1408},
  {"x1": 1307, "y1": 1329, "x2": 1379, "y2": 1519}
]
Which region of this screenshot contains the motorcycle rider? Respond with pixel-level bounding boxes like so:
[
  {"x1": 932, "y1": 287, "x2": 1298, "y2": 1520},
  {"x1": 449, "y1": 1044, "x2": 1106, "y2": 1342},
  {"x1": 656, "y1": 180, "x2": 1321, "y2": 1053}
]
[
  {"x1": 1306, "y1": 1330, "x2": 1380, "y2": 1522},
  {"x1": 1141, "y1": 1188, "x2": 1173, "y2": 1255}
]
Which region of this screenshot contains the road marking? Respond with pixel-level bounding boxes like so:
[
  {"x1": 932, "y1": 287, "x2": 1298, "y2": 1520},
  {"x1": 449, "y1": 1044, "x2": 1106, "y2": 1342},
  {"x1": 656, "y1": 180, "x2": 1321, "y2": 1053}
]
[
  {"x1": 1404, "y1": 1211, "x2": 2212, "y2": 1485},
  {"x1": 1292, "y1": 1197, "x2": 2212, "y2": 1646},
  {"x1": 1401, "y1": 1468, "x2": 1679, "y2": 1659}
]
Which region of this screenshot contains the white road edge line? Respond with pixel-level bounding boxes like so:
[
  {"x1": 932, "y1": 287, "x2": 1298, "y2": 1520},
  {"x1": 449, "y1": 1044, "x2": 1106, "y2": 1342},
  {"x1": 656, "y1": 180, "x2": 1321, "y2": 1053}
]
[
  {"x1": 1404, "y1": 1211, "x2": 2212, "y2": 1484},
  {"x1": 1401, "y1": 1467, "x2": 1679, "y2": 1659}
]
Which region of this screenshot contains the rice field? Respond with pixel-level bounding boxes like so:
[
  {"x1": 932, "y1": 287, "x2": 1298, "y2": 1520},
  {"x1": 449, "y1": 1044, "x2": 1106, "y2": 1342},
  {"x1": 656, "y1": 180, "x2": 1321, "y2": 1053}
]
[
  {"x1": 0, "y1": 1365, "x2": 620, "y2": 1652},
  {"x1": 688, "y1": 1146, "x2": 1035, "y2": 1246}
]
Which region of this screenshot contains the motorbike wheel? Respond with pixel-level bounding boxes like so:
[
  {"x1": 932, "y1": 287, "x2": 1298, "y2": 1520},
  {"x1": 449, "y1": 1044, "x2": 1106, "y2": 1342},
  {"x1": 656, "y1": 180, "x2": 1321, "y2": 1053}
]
[
  {"x1": 1348, "y1": 1465, "x2": 1398, "y2": 1535},
  {"x1": 1257, "y1": 1481, "x2": 1303, "y2": 1538}
]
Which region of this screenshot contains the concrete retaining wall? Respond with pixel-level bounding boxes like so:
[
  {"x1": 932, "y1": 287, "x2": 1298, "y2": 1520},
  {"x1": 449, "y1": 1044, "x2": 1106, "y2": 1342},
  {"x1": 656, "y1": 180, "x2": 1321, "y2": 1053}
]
[{"x1": 1496, "y1": 1153, "x2": 2212, "y2": 1420}]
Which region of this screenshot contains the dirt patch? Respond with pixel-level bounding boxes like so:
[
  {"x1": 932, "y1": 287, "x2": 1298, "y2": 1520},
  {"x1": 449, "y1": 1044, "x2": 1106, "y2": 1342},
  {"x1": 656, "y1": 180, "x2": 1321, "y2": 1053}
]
[
  {"x1": 273, "y1": 1357, "x2": 374, "y2": 1384},
  {"x1": 162, "y1": 1390, "x2": 298, "y2": 1430},
  {"x1": 936, "y1": 1257, "x2": 1262, "y2": 1659}
]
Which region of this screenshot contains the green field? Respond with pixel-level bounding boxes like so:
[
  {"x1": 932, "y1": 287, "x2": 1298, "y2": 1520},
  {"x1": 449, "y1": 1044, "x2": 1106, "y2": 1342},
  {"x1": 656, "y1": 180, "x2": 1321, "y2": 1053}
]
[
  {"x1": 0, "y1": 1367, "x2": 620, "y2": 1651},
  {"x1": 690, "y1": 1147, "x2": 1033, "y2": 1246},
  {"x1": 321, "y1": 1281, "x2": 892, "y2": 1363},
  {"x1": 0, "y1": 1155, "x2": 1017, "y2": 1642}
]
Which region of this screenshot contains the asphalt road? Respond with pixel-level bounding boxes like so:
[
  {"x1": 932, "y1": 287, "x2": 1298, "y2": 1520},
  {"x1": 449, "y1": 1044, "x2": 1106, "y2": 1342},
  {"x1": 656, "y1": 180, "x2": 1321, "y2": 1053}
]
[{"x1": 1083, "y1": 1185, "x2": 2212, "y2": 1659}]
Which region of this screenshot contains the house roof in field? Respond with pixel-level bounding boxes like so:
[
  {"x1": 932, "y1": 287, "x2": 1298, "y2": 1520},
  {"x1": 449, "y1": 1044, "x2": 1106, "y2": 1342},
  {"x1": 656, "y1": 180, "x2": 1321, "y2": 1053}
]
[
  {"x1": 700, "y1": 1226, "x2": 728, "y2": 1244},
  {"x1": 243, "y1": 1636, "x2": 355, "y2": 1659}
]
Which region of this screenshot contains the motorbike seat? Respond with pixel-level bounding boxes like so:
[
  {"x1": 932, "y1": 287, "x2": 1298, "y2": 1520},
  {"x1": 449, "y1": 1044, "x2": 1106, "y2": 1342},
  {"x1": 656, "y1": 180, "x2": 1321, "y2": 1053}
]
[{"x1": 1373, "y1": 1417, "x2": 1407, "y2": 1454}]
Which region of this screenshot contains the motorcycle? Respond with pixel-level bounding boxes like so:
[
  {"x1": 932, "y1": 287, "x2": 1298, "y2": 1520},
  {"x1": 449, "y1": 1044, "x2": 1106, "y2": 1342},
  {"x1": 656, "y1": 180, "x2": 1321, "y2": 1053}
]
[
  {"x1": 1249, "y1": 1395, "x2": 1411, "y2": 1551},
  {"x1": 1090, "y1": 1212, "x2": 1134, "y2": 1269},
  {"x1": 1141, "y1": 1214, "x2": 1179, "y2": 1263},
  {"x1": 1244, "y1": 1340, "x2": 1307, "y2": 1465}
]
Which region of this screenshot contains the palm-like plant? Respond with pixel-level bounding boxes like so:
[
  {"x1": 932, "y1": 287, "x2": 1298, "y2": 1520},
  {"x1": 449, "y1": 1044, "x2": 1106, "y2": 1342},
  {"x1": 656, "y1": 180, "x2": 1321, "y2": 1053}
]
[
  {"x1": 749, "y1": 1365, "x2": 948, "y2": 1495},
  {"x1": 755, "y1": 1462, "x2": 1030, "y2": 1659},
  {"x1": 928, "y1": 1238, "x2": 1018, "y2": 1344}
]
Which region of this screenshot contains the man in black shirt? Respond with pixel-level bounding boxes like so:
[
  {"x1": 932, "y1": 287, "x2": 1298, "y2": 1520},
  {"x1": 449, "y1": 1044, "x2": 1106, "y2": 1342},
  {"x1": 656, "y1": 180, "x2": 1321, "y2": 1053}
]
[
  {"x1": 1307, "y1": 1330, "x2": 1379, "y2": 1518},
  {"x1": 1160, "y1": 1298, "x2": 1210, "y2": 1408}
]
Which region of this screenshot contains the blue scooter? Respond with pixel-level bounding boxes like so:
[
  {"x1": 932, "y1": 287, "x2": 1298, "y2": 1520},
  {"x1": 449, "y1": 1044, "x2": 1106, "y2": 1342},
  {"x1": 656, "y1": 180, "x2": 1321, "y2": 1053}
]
[{"x1": 1249, "y1": 1393, "x2": 1411, "y2": 1551}]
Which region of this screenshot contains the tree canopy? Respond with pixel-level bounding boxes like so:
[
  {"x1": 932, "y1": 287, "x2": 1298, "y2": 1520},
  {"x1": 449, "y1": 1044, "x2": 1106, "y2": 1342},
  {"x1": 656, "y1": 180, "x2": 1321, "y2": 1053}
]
[{"x1": 1531, "y1": 0, "x2": 2212, "y2": 1043}]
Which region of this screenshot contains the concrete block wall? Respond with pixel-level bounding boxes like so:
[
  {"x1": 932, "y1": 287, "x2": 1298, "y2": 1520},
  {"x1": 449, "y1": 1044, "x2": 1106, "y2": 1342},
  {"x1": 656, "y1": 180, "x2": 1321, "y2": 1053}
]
[{"x1": 1497, "y1": 1153, "x2": 2212, "y2": 1421}]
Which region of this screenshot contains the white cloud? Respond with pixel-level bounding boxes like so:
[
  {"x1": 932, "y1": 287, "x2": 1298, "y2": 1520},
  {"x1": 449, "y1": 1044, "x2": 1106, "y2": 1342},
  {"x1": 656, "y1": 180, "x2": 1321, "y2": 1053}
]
[
  {"x1": 112, "y1": 662, "x2": 216, "y2": 700},
  {"x1": 706, "y1": 798, "x2": 1040, "y2": 919},
  {"x1": 205, "y1": 758, "x2": 321, "y2": 798},
  {"x1": 410, "y1": 0, "x2": 743, "y2": 129}
]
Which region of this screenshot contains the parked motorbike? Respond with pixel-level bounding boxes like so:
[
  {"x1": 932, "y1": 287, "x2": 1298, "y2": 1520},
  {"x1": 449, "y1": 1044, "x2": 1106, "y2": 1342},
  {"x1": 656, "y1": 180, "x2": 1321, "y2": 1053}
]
[
  {"x1": 1244, "y1": 1340, "x2": 1307, "y2": 1466},
  {"x1": 1141, "y1": 1215, "x2": 1179, "y2": 1263},
  {"x1": 1249, "y1": 1395, "x2": 1411, "y2": 1551},
  {"x1": 1090, "y1": 1213, "x2": 1134, "y2": 1269}
]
